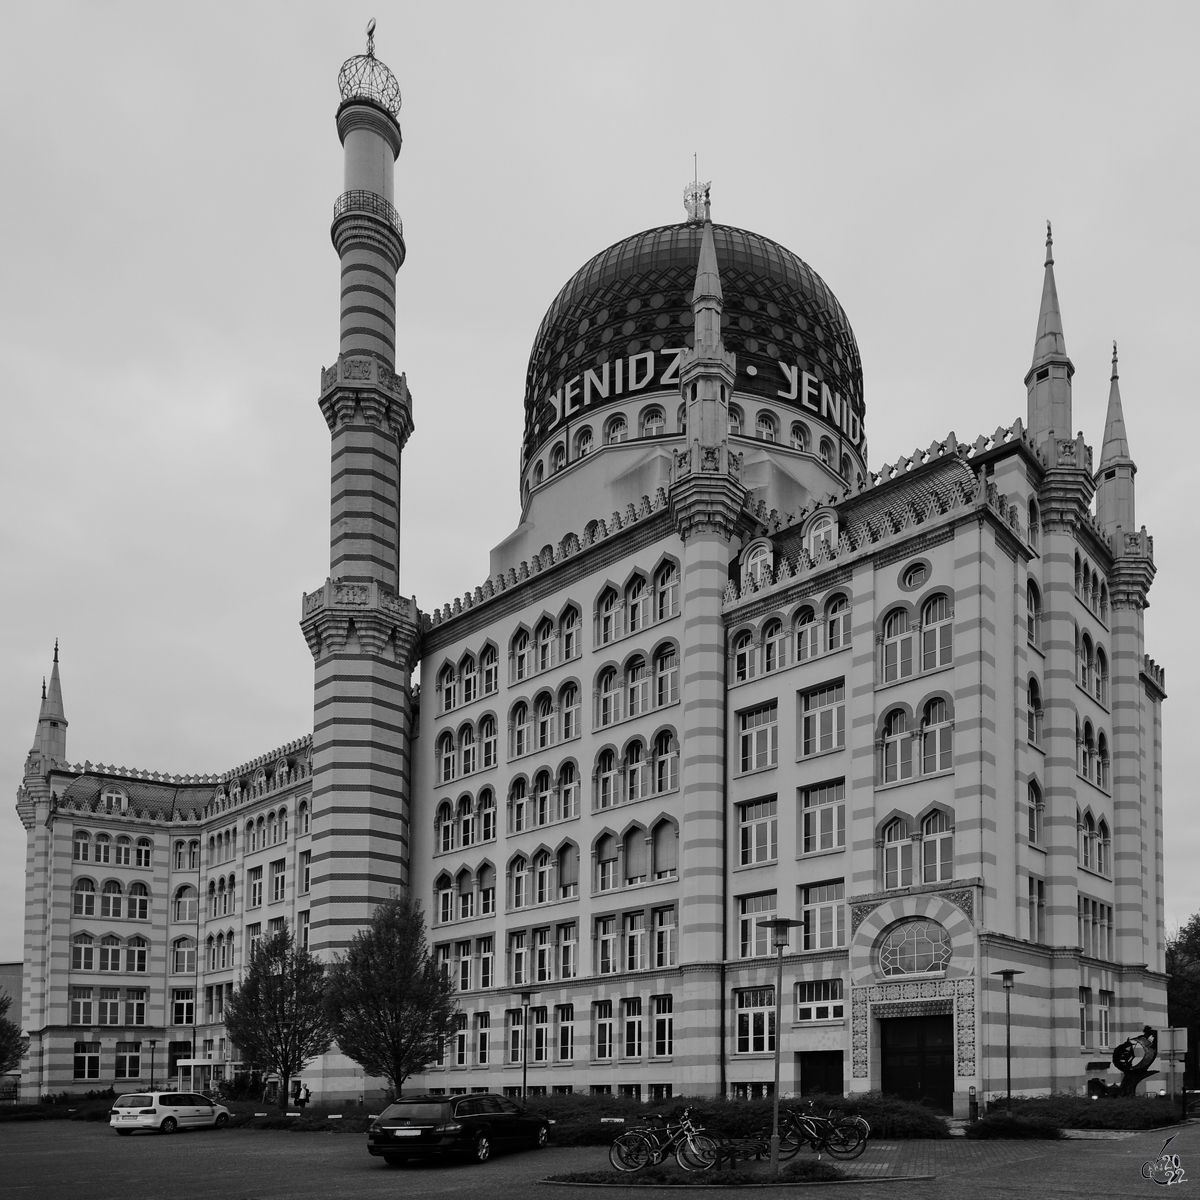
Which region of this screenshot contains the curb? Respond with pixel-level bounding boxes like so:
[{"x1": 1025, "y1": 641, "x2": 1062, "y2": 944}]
[{"x1": 538, "y1": 1177, "x2": 937, "y2": 1189}]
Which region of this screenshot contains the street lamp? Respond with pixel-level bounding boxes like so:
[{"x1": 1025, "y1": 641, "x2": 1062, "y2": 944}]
[
  {"x1": 759, "y1": 917, "x2": 803, "y2": 1177},
  {"x1": 520, "y1": 991, "x2": 536, "y2": 1099},
  {"x1": 991, "y1": 969, "x2": 1024, "y2": 1112},
  {"x1": 148, "y1": 1039, "x2": 157, "y2": 1091}
]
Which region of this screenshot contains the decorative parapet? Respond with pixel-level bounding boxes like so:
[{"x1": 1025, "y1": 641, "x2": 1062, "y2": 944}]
[
  {"x1": 317, "y1": 353, "x2": 413, "y2": 442},
  {"x1": 55, "y1": 760, "x2": 222, "y2": 787},
  {"x1": 301, "y1": 578, "x2": 420, "y2": 663},
  {"x1": 1143, "y1": 654, "x2": 1166, "y2": 694},
  {"x1": 423, "y1": 488, "x2": 671, "y2": 632}
]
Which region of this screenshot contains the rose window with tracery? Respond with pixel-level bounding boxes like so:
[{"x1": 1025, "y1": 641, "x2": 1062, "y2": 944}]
[{"x1": 878, "y1": 919, "x2": 952, "y2": 976}]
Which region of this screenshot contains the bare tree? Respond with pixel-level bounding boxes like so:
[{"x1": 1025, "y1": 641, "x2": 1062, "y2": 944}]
[
  {"x1": 325, "y1": 896, "x2": 456, "y2": 1098},
  {"x1": 224, "y1": 927, "x2": 332, "y2": 1107},
  {"x1": 0, "y1": 993, "x2": 24, "y2": 1077}
]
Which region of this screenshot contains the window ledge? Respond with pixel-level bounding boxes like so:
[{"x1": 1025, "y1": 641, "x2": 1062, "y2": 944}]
[
  {"x1": 796, "y1": 746, "x2": 846, "y2": 766},
  {"x1": 878, "y1": 970, "x2": 948, "y2": 983},
  {"x1": 594, "y1": 611, "x2": 681, "y2": 655},
  {"x1": 1076, "y1": 864, "x2": 1112, "y2": 883},
  {"x1": 1075, "y1": 773, "x2": 1111, "y2": 798},
  {"x1": 727, "y1": 644, "x2": 852, "y2": 690},
  {"x1": 875, "y1": 768, "x2": 954, "y2": 793},
  {"x1": 797, "y1": 846, "x2": 847, "y2": 862},
  {"x1": 1027, "y1": 741, "x2": 1046, "y2": 756},
  {"x1": 1027, "y1": 842, "x2": 1047, "y2": 856},
  {"x1": 735, "y1": 763, "x2": 779, "y2": 780},
  {"x1": 791, "y1": 1019, "x2": 846, "y2": 1029},
  {"x1": 874, "y1": 661, "x2": 954, "y2": 693},
  {"x1": 433, "y1": 686, "x2": 506, "y2": 722},
  {"x1": 594, "y1": 695, "x2": 681, "y2": 736},
  {"x1": 1026, "y1": 640, "x2": 1045, "y2": 659},
  {"x1": 1076, "y1": 682, "x2": 1110, "y2": 713},
  {"x1": 733, "y1": 860, "x2": 778, "y2": 874}
]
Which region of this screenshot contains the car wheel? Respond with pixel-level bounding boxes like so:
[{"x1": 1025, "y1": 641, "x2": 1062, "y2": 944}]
[
  {"x1": 214, "y1": 1113, "x2": 228, "y2": 1129},
  {"x1": 535, "y1": 1124, "x2": 549, "y2": 1149},
  {"x1": 474, "y1": 1134, "x2": 491, "y2": 1164},
  {"x1": 160, "y1": 1117, "x2": 178, "y2": 1134}
]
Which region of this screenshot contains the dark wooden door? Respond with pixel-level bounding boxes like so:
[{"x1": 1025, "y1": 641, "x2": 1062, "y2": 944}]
[
  {"x1": 880, "y1": 1015, "x2": 954, "y2": 1113},
  {"x1": 798, "y1": 1050, "x2": 844, "y2": 1096}
]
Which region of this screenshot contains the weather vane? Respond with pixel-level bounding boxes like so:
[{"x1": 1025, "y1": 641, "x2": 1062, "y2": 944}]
[{"x1": 367, "y1": 17, "x2": 376, "y2": 57}]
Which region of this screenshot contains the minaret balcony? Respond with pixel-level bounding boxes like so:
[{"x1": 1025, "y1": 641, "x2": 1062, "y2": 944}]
[
  {"x1": 331, "y1": 189, "x2": 406, "y2": 270},
  {"x1": 333, "y1": 189, "x2": 403, "y2": 240}
]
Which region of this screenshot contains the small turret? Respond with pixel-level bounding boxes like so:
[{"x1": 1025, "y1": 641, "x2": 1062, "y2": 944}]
[
  {"x1": 1095, "y1": 342, "x2": 1136, "y2": 536},
  {"x1": 1025, "y1": 222, "x2": 1075, "y2": 447},
  {"x1": 32, "y1": 641, "x2": 67, "y2": 763}
]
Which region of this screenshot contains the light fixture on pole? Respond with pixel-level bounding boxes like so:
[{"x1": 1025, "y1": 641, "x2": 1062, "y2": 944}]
[
  {"x1": 759, "y1": 916, "x2": 803, "y2": 1177},
  {"x1": 148, "y1": 1039, "x2": 157, "y2": 1091},
  {"x1": 991, "y1": 969, "x2": 1024, "y2": 1112},
  {"x1": 520, "y1": 991, "x2": 534, "y2": 1099}
]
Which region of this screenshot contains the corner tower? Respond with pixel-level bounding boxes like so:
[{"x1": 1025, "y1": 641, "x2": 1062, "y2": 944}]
[
  {"x1": 301, "y1": 24, "x2": 420, "y2": 955},
  {"x1": 1025, "y1": 223, "x2": 1075, "y2": 448}
]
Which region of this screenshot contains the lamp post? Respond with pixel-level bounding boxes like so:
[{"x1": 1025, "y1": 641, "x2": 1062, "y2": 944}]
[
  {"x1": 148, "y1": 1039, "x2": 157, "y2": 1091},
  {"x1": 520, "y1": 991, "x2": 534, "y2": 1099},
  {"x1": 991, "y1": 969, "x2": 1024, "y2": 1111},
  {"x1": 759, "y1": 917, "x2": 803, "y2": 1177}
]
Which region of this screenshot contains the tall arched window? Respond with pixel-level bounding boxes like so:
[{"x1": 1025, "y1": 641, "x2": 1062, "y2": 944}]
[
  {"x1": 1095, "y1": 647, "x2": 1108, "y2": 705},
  {"x1": 882, "y1": 709, "x2": 912, "y2": 782},
  {"x1": 1027, "y1": 679, "x2": 1043, "y2": 745},
  {"x1": 1026, "y1": 581, "x2": 1041, "y2": 646},
  {"x1": 922, "y1": 594, "x2": 953, "y2": 669},
  {"x1": 129, "y1": 882, "x2": 149, "y2": 920},
  {"x1": 882, "y1": 819, "x2": 913, "y2": 889},
  {"x1": 728, "y1": 406, "x2": 743, "y2": 436},
  {"x1": 656, "y1": 562, "x2": 679, "y2": 620},
  {"x1": 1098, "y1": 819, "x2": 1111, "y2": 875},
  {"x1": 1083, "y1": 812, "x2": 1097, "y2": 870},
  {"x1": 101, "y1": 880, "x2": 123, "y2": 919},
  {"x1": 478, "y1": 863, "x2": 496, "y2": 914},
  {"x1": 1028, "y1": 499, "x2": 1040, "y2": 549},
  {"x1": 95, "y1": 835, "x2": 111, "y2": 864},
  {"x1": 596, "y1": 835, "x2": 618, "y2": 891},
  {"x1": 173, "y1": 886, "x2": 197, "y2": 923},
  {"x1": 641, "y1": 407, "x2": 665, "y2": 437},
  {"x1": 479, "y1": 790, "x2": 496, "y2": 842},
  {"x1": 627, "y1": 657, "x2": 648, "y2": 716},
  {"x1": 481, "y1": 646, "x2": 498, "y2": 694},
  {"x1": 819, "y1": 437, "x2": 834, "y2": 466},
  {"x1": 561, "y1": 607, "x2": 580, "y2": 659},
  {"x1": 436, "y1": 873, "x2": 453, "y2": 923},
  {"x1": 795, "y1": 607, "x2": 818, "y2": 661},
  {"x1": 599, "y1": 589, "x2": 619, "y2": 645},
  {"x1": 882, "y1": 608, "x2": 913, "y2": 682},
  {"x1": 627, "y1": 577, "x2": 649, "y2": 632},
  {"x1": 172, "y1": 937, "x2": 196, "y2": 974},
  {"x1": 625, "y1": 741, "x2": 646, "y2": 801},
  {"x1": 480, "y1": 716, "x2": 497, "y2": 768},
  {"x1": 534, "y1": 770, "x2": 552, "y2": 826},
  {"x1": 550, "y1": 443, "x2": 565, "y2": 473},
  {"x1": 756, "y1": 412, "x2": 777, "y2": 442},
  {"x1": 114, "y1": 836, "x2": 131, "y2": 866},
  {"x1": 558, "y1": 844, "x2": 579, "y2": 897},
  {"x1": 745, "y1": 544, "x2": 771, "y2": 587},
  {"x1": 1082, "y1": 721, "x2": 1096, "y2": 783},
  {"x1": 536, "y1": 695, "x2": 554, "y2": 749},
  {"x1": 458, "y1": 796, "x2": 474, "y2": 848},
  {"x1": 73, "y1": 831, "x2": 91, "y2": 862},
  {"x1": 921, "y1": 811, "x2": 954, "y2": 882},
  {"x1": 537, "y1": 618, "x2": 555, "y2": 671},
  {"x1": 533, "y1": 461, "x2": 544, "y2": 486},
  {"x1": 599, "y1": 670, "x2": 619, "y2": 727},
  {"x1": 826, "y1": 596, "x2": 850, "y2": 650},
  {"x1": 460, "y1": 725, "x2": 476, "y2": 775},
  {"x1": 922, "y1": 698, "x2": 953, "y2": 774},
  {"x1": 1027, "y1": 780, "x2": 1044, "y2": 844},
  {"x1": 437, "y1": 802, "x2": 455, "y2": 854},
  {"x1": 652, "y1": 820, "x2": 678, "y2": 879},
  {"x1": 534, "y1": 852, "x2": 552, "y2": 904},
  {"x1": 1097, "y1": 732, "x2": 1110, "y2": 790},
  {"x1": 576, "y1": 427, "x2": 593, "y2": 457},
  {"x1": 72, "y1": 933, "x2": 94, "y2": 971},
  {"x1": 808, "y1": 515, "x2": 835, "y2": 559},
  {"x1": 1074, "y1": 553, "x2": 1083, "y2": 597},
  {"x1": 510, "y1": 779, "x2": 528, "y2": 833},
  {"x1": 1080, "y1": 634, "x2": 1093, "y2": 692},
  {"x1": 438, "y1": 732, "x2": 456, "y2": 783},
  {"x1": 73, "y1": 878, "x2": 95, "y2": 916},
  {"x1": 440, "y1": 664, "x2": 457, "y2": 712},
  {"x1": 559, "y1": 762, "x2": 579, "y2": 820},
  {"x1": 655, "y1": 647, "x2": 678, "y2": 707},
  {"x1": 461, "y1": 656, "x2": 477, "y2": 704},
  {"x1": 560, "y1": 684, "x2": 580, "y2": 739},
  {"x1": 654, "y1": 731, "x2": 678, "y2": 793},
  {"x1": 624, "y1": 829, "x2": 648, "y2": 884},
  {"x1": 764, "y1": 620, "x2": 786, "y2": 672},
  {"x1": 513, "y1": 631, "x2": 531, "y2": 681},
  {"x1": 597, "y1": 750, "x2": 617, "y2": 809},
  {"x1": 734, "y1": 632, "x2": 754, "y2": 682},
  {"x1": 606, "y1": 416, "x2": 627, "y2": 444},
  {"x1": 791, "y1": 422, "x2": 809, "y2": 451},
  {"x1": 513, "y1": 703, "x2": 531, "y2": 757}
]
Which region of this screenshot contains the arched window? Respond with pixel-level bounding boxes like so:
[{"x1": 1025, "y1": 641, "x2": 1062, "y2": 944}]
[
  {"x1": 1027, "y1": 581, "x2": 1041, "y2": 646},
  {"x1": 728, "y1": 406, "x2": 743, "y2": 436},
  {"x1": 641, "y1": 407, "x2": 665, "y2": 437},
  {"x1": 559, "y1": 762, "x2": 579, "y2": 820},
  {"x1": 216, "y1": 878, "x2": 226, "y2": 917},
  {"x1": 597, "y1": 750, "x2": 617, "y2": 809},
  {"x1": 819, "y1": 437, "x2": 834, "y2": 466},
  {"x1": 481, "y1": 646, "x2": 498, "y2": 695},
  {"x1": 676, "y1": 402, "x2": 687, "y2": 436},
  {"x1": 479, "y1": 863, "x2": 496, "y2": 914},
  {"x1": 513, "y1": 631, "x2": 531, "y2": 681},
  {"x1": 1100, "y1": 583, "x2": 1109, "y2": 622},
  {"x1": 173, "y1": 886, "x2": 197, "y2": 923},
  {"x1": 558, "y1": 843, "x2": 579, "y2": 897},
  {"x1": 534, "y1": 852, "x2": 553, "y2": 904},
  {"x1": 1080, "y1": 634, "x2": 1093, "y2": 692},
  {"x1": 734, "y1": 631, "x2": 755, "y2": 682},
  {"x1": 461, "y1": 655, "x2": 477, "y2": 704},
  {"x1": 513, "y1": 703, "x2": 531, "y2": 757},
  {"x1": 1027, "y1": 679, "x2": 1043, "y2": 745},
  {"x1": 114, "y1": 836, "x2": 131, "y2": 867},
  {"x1": 510, "y1": 779, "x2": 528, "y2": 833},
  {"x1": 533, "y1": 460, "x2": 544, "y2": 486},
  {"x1": 624, "y1": 828, "x2": 648, "y2": 885},
  {"x1": 102, "y1": 786, "x2": 124, "y2": 814},
  {"x1": 921, "y1": 811, "x2": 954, "y2": 882},
  {"x1": 1074, "y1": 553, "x2": 1083, "y2": 597},
  {"x1": 561, "y1": 684, "x2": 580, "y2": 739},
  {"x1": 479, "y1": 790, "x2": 496, "y2": 842},
  {"x1": 72, "y1": 933, "x2": 94, "y2": 971},
  {"x1": 267, "y1": 814, "x2": 278, "y2": 846},
  {"x1": 561, "y1": 607, "x2": 580, "y2": 659},
  {"x1": 625, "y1": 740, "x2": 646, "y2": 801},
  {"x1": 95, "y1": 835, "x2": 111, "y2": 865},
  {"x1": 627, "y1": 657, "x2": 648, "y2": 716},
  {"x1": 599, "y1": 589, "x2": 619, "y2": 645},
  {"x1": 921, "y1": 594, "x2": 953, "y2": 668},
  {"x1": 207, "y1": 934, "x2": 217, "y2": 971},
  {"x1": 756, "y1": 412, "x2": 777, "y2": 442},
  {"x1": 438, "y1": 802, "x2": 455, "y2": 854},
  {"x1": 1095, "y1": 647, "x2": 1109, "y2": 706},
  {"x1": 440, "y1": 663, "x2": 457, "y2": 712},
  {"x1": 459, "y1": 725, "x2": 476, "y2": 775},
  {"x1": 534, "y1": 770, "x2": 552, "y2": 826},
  {"x1": 73, "y1": 832, "x2": 90, "y2": 862},
  {"x1": 656, "y1": 562, "x2": 679, "y2": 620},
  {"x1": 576, "y1": 427, "x2": 593, "y2": 457},
  {"x1": 882, "y1": 709, "x2": 912, "y2": 783},
  {"x1": 840, "y1": 453, "x2": 852, "y2": 479},
  {"x1": 550, "y1": 443, "x2": 565, "y2": 473},
  {"x1": 98, "y1": 933, "x2": 122, "y2": 973},
  {"x1": 457, "y1": 869, "x2": 474, "y2": 920},
  {"x1": 826, "y1": 596, "x2": 849, "y2": 650},
  {"x1": 536, "y1": 618, "x2": 555, "y2": 671},
  {"x1": 1098, "y1": 818, "x2": 1111, "y2": 875},
  {"x1": 882, "y1": 819, "x2": 913, "y2": 889},
  {"x1": 882, "y1": 608, "x2": 913, "y2": 682},
  {"x1": 172, "y1": 937, "x2": 196, "y2": 974},
  {"x1": 1083, "y1": 721, "x2": 1096, "y2": 783},
  {"x1": 129, "y1": 882, "x2": 149, "y2": 921},
  {"x1": 1028, "y1": 499, "x2": 1040, "y2": 549},
  {"x1": 217, "y1": 932, "x2": 227, "y2": 970},
  {"x1": 652, "y1": 820, "x2": 678, "y2": 879},
  {"x1": 1083, "y1": 812, "x2": 1097, "y2": 870},
  {"x1": 654, "y1": 730, "x2": 678, "y2": 793},
  {"x1": 878, "y1": 919, "x2": 952, "y2": 976},
  {"x1": 763, "y1": 620, "x2": 785, "y2": 672},
  {"x1": 922, "y1": 698, "x2": 953, "y2": 774},
  {"x1": 596, "y1": 835, "x2": 618, "y2": 891},
  {"x1": 795, "y1": 607, "x2": 818, "y2": 661},
  {"x1": 655, "y1": 647, "x2": 678, "y2": 707},
  {"x1": 73, "y1": 878, "x2": 95, "y2": 917},
  {"x1": 101, "y1": 880, "x2": 123, "y2": 919},
  {"x1": 627, "y1": 576, "x2": 649, "y2": 632},
  {"x1": 790, "y1": 422, "x2": 809, "y2": 451},
  {"x1": 536, "y1": 695, "x2": 554, "y2": 749},
  {"x1": 745, "y1": 544, "x2": 771, "y2": 587},
  {"x1": 436, "y1": 873, "x2": 453, "y2": 924},
  {"x1": 457, "y1": 796, "x2": 474, "y2": 848},
  {"x1": 1097, "y1": 731, "x2": 1110, "y2": 790},
  {"x1": 599, "y1": 670, "x2": 619, "y2": 727},
  {"x1": 1091, "y1": 570, "x2": 1100, "y2": 611},
  {"x1": 481, "y1": 716, "x2": 497, "y2": 768},
  {"x1": 439, "y1": 732, "x2": 456, "y2": 783},
  {"x1": 608, "y1": 415, "x2": 630, "y2": 445},
  {"x1": 511, "y1": 856, "x2": 529, "y2": 908},
  {"x1": 1027, "y1": 780, "x2": 1044, "y2": 844}
]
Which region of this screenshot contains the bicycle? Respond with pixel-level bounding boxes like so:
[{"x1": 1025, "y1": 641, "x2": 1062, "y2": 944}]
[
  {"x1": 608, "y1": 1108, "x2": 720, "y2": 1172},
  {"x1": 776, "y1": 1104, "x2": 868, "y2": 1161}
]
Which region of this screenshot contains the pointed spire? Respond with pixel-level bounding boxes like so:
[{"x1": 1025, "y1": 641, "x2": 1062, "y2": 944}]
[
  {"x1": 1031, "y1": 220, "x2": 1069, "y2": 368},
  {"x1": 1100, "y1": 341, "x2": 1132, "y2": 468},
  {"x1": 691, "y1": 187, "x2": 723, "y2": 347},
  {"x1": 32, "y1": 643, "x2": 68, "y2": 762},
  {"x1": 44, "y1": 643, "x2": 65, "y2": 723}
]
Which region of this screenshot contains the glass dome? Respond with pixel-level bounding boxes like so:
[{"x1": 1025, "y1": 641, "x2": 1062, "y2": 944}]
[{"x1": 522, "y1": 221, "x2": 864, "y2": 463}]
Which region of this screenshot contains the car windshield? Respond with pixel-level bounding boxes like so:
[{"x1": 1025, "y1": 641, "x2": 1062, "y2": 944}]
[
  {"x1": 379, "y1": 1102, "x2": 448, "y2": 1120},
  {"x1": 115, "y1": 1095, "x2": 153, "y2": 1107}
]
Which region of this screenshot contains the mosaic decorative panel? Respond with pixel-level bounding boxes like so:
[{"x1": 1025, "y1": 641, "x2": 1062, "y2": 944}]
[{"x1": 850, "y1": 976, "x2": 976, "y2": 1079}]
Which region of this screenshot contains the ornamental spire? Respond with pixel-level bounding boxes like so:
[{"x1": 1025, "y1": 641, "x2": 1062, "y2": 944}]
[
  {"x1": 1031, "y1": 221, "x2": 1069, "y2": 368},
  {"x1": 1025, "y1": 221, "x2": 1075, "y2": 445},
  {"x1": 1099, "y1": 341, "x2": 1132, "y2": 469}
]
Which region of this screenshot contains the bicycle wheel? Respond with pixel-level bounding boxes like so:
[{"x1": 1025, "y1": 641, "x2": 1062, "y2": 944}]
[
  {"x1": 676, "y1": 1134, "x2": 720, "y2": 1172},
  {"x1": 823, "y1": 1124, "x2": 867, "y2": 1160},
  {"x1": 777, "y1": 1125, "x2": 805, "y2": 1161},
  {"x1": 610, "y1": 1133, "x2": 653, "y2": 1172}
]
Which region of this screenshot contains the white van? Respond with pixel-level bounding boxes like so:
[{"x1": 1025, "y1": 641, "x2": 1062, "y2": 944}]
[{"x1": 110, "y1": 1091, "x2": 231, "y2": 1134}]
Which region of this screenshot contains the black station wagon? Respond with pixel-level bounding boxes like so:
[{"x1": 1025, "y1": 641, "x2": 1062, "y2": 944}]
[{"x1": 367, "y1": 1093, "x2": 550, "y2": 1164}]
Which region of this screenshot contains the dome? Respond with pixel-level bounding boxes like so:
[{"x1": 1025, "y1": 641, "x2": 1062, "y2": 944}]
[
  {"x1": 522, "y1": 221, "x2": 864, "y2": 464},
  {"x1": 338, "y1": 22, "x2": 401, "y2": 119}
]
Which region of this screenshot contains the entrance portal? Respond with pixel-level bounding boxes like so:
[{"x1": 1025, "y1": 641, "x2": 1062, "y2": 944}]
[{"x1": 880, "y1": 1015, "x2": 954, "y2": 1113}]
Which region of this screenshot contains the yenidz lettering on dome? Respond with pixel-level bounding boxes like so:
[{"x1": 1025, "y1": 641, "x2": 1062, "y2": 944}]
[{"x1": 542, "y1": 348, "x2": 864, "y2": 450}]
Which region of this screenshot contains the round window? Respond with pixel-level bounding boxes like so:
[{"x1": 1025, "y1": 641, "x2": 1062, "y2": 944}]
[{"x1": 878, "y1": 920, "x2": 952, "y2": 977}]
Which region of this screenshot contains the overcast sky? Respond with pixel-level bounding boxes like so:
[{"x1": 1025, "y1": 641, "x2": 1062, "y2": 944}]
[{"x1": 1, "y1": 2, "x2": 1197, "y2": 965}]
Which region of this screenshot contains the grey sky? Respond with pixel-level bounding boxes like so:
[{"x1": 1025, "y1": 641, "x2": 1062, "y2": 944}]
[{"x1": 1, "y1": 1, "x2": 1196, "y2": 963}]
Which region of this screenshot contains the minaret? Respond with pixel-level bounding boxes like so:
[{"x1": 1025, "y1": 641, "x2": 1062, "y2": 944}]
[
  {"x1": 1095, "y1": 342, "x2": 1136, "y2": 537},
  {"x1": 300, "y1": 24, "x2": 421, "y2": 957},
  {"x1": 1025, "y1": 222, "x2": 1075, "y2": 447},
  {"x1": 32, "y1": 641, "x2": 67, "y2": 764}
]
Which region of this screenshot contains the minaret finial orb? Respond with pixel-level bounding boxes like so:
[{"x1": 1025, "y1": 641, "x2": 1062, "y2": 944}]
[{"x1": 366, "y1": 17, "x2": 376, "y2": 56}]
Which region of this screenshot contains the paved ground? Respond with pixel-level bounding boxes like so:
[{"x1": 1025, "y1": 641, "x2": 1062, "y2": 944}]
[{"x1": 1, "y1": 1119, "x2": 1197, "y2": 1199}]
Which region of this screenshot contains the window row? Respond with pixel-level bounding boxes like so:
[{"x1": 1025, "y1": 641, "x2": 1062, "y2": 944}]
[
  {"x1": 1077, "y1": 808, "x2": 1112, "y2": 875},
  {"x1": 738, "y1": 781, "x2": 847, "y2": 867},
  {"x1": 731, "y1": 597, "x2": 850, "y2": 682},
  {"x1": 206, "y1": 876, "x2": 238, "y2": 917},
  {"x1": 1074, "y1": 552, "x2": 1109, "y2": 623},
  {"x1": 71, "y1": 933, "x2": 150, "y2": 973},
  {"x1": 878, "y1": 699, "x2": 954, "y2": 783},
  {"x1": 205, "y1": 930, "x2": 238, "y2": 971},
  {"x1": 70, "y1": 988, "x2": 148, "y2": 1028},
  {"x1": 1076, "y1": 718, "x2": 1111, "y2": 790},
  {"x1": 878, "y1": 596, "x2": 954, "y2": 683},
  {"x1": 73, "y1": 879, "x2": 151, "y2": 920},
  {"x1": 1075, "y1": 628, "x2": 1110, "y2": 706},
  {"x1": 73, "y1": 832, "x2": 153, "y2": 867}
]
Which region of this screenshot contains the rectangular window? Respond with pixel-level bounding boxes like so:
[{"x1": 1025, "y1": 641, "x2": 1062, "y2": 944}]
[
  {"x1": 557, "y1": 1004, "x2": 575, "y2": 1061},
  {"x1": 801, "y1": 682, "x2": 846, "y2": 756},
  {"x1": 70, "y1": 987, "x2": 93, "y2": 1026},
  {"x1": 436, "y1": 943, "x2": 451, "y2": 982},
  {"x1": 476, "y1": 1013, "x2": 490, "y2": 1065},
  {"x1": 479, "y1": 937, "x2": 494, "y2": 989},
  {"x1": 535, "y1": 928, "x2": 552, "y2": 983},
  {"x1": 532, "y1": 1006, "x2": 549, "y2": 1063},
  {"x1": 98, "y1": 987, "x2": 121, "y2": 1025},
  {"x1": 884, "y1": 833, "x2": 913, "y2": 890},
  {"x1": 739, "y1": 798, "x2": 778, "y2": 865},
  {"x1": 300, "y1": 850, "x2": 311, "y2": 894},
  {"x1": 457, "y1": 941, "x2": 472, "y2": 992},
  {"x1": 172, "y1": 989, "x2": 194, "y2": 1026},
  {"x1": 125, "y1": 941, "x2": 147, "y2": 973},
  {"x1": 795, "y1": 979, "x2": 844, "y2": 1022},
  {"x1": 1079, "y1": 987, "x2": 1091, "y2": 1048},
  {"x1": 247, "y1": 923, "x2": 262, "y2": 954},
  {"x1": 625, "y1": 913, "x2": 646, "y2": 971},
  {"x1": 1098, "y1": 990, "x2": 1113, "y2": 1049},
  {"x1": 597, "y1": 917, "x2": 617, "y2": 975},
  {"x1": 508, "y1": 1010, "x2": 524, "y2": 1064},
  {"x1": 653, "y1": 995, "x2": 673, "y2": 1057},
  {"x1": 1027, "y1": 877, "x2": 1045, "y2": 943},
  {"x1": 654, "y1": 907, "x2": 677, "y2": 968},
  {"x1": 883, "y1": 626, "x2": 914, "y2": 682},
  {"x1": 735, "y1": 988, "x2": 775, "y2": 1054},
  {"x1": 249, "y1": 866, "x2": 263, "y2": 908},
  {"x1": 801, "y1": 881, "x2": 846, "y2": 950},
  {"x1": 114, "y1": 1042, "x2": 141, "y2": 1079},
  {"x1": 299, "y1": 910, "x2": 310, "y2": 951},
  {"x1": 595, "y1": 1000, "x2": 613, "y2": 1060},
  {"x1": 124, "y1": 989, "x2": 146, "y2": 1027},
  {"x1": 922, "y1": 618, "x2": 953, "y2": 671},
  {"x1": 453, "y1": 1013, "x2": 469, "y2": 1066},
  {"x1": 509, "y1": 933, "x2": 526, "y2": 986},
  {"x1": 73, "y1": 1041, "x2": 100, "y2": 1080},
  {"x1": 623, "y1": 998, "x2": 643, "y2": 1058},
  {"x1": 738, "y1": 892, "x2": 777, "y2": 958},
  {"x1": 739, "y1": 703, "x2": 778, "y2": 772},
  {"x1": 558, "y1": 923, "x2": 578, "y2": 980},
  {"x1": 271, "y1": 860, "x2": 285, "y2": 903},
  {"x1": 801, "y1": 780, "x2": 846, "y2": 854}
]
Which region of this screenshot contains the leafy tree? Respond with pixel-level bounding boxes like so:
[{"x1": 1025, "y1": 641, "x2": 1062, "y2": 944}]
[
  {"x1": 325, "y1": 896, "x2": 457, "y2": 1097},
  {"x1": 0, "y1": 992, "x2": 25, "y2": 1076},
  {"x1": 1167, "y1": 914, "x2": 1200, "y2": 1087},
  {"x1": 224, "y1": 927, "x2": 333, "y2": 1107}
]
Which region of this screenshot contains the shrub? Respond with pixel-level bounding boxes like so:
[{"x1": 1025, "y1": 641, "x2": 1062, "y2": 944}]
[
  {"x1": 966, "y1": 1111, "x2": 1062, "y2": 1139},
  {"x1": 999, "y1": 1094, "x2": 1180, "y2": 1130},
  {"x1": 795, "y1": 1092, "x2": 952, "y2": 1139}
]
